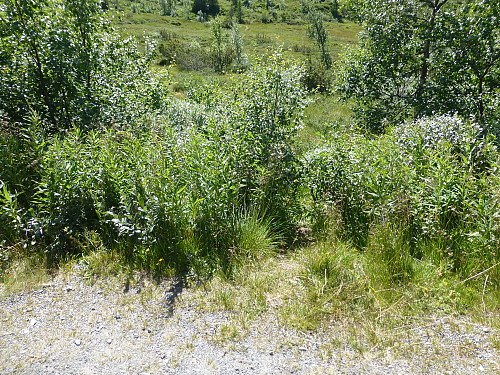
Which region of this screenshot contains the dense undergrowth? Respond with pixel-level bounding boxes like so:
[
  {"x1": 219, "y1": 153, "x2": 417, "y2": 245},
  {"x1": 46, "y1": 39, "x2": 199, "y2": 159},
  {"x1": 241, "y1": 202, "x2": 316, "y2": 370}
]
[
  {"x1": 1, "y1": 49, "x2": 309, "y2": 278},
  {"x1": 2, "y1": 0, "x2": 500, "y2": 330}
]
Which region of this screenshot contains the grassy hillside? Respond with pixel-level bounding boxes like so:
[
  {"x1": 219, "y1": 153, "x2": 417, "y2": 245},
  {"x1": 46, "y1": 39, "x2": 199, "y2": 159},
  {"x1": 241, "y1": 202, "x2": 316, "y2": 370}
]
[{"x1": 110, "y1": 7, "x2": 361, "y2": 86}]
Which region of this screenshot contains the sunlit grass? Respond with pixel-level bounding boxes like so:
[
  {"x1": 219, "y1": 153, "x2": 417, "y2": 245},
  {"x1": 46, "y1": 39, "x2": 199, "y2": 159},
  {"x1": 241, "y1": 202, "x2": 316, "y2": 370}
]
[
  {"x1": 1, "y1": 252, "x2": 51, "y2": 296},
  {"x1": 112, "y1": 10, "x2": 361, "y2": 62}
]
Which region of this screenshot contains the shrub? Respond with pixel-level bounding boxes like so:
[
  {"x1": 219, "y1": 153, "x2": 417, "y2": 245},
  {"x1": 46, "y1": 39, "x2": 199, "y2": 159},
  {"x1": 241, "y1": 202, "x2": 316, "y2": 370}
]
[
  {"x1": 187, "y1": 50, "x2": 310, "y2": 231},
  {"x1": 303, "y1": 57, "x2": 333, "y2": 93},
  {"x1": 192, "y1": 0, "x2": 220, "y2": 16},
  {"x1": 301, "y1": 114, "x2": 500, "y2": 282},
  {"x1": 0, "y1": 0, "x2": 168, "y2": 132},
  {"x1": 391, "y1": 114, "x2": 490, "y2": 171},
  {"x1": 18, "y1": 49, "x2": 308, "y2": 275},
  {"x1": 300, "y1": 135, "x2": 371, "y2": 247}
]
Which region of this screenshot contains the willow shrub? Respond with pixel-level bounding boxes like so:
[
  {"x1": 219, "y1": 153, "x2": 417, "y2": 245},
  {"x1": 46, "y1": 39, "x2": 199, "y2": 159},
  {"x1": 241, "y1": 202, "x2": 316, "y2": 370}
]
[
  {"x1": 302, "y1": 115, "x2": 500, "y2": 283},
  {"x1": 30, "y1": 51, "x2": 308, "y2": 276},
  {"x1": 0, "y1": 0, "x2": 169, "y2": 133}
]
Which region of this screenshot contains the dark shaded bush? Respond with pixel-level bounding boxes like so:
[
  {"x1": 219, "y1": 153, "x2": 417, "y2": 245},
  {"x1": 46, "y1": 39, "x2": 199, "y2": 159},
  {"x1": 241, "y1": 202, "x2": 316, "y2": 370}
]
[
  {"x1": 192, "y1": 0, "x2": 220, "y2": 16},
  {"x1": 303, "y1": 57, "x2": 333, "y2": 93}
]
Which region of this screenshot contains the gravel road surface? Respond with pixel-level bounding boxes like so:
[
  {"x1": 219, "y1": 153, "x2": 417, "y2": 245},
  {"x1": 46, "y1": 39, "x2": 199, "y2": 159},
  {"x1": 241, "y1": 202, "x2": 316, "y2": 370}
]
[{"x1": 1, "y1": 268, "x2": 499, "y2": 374}]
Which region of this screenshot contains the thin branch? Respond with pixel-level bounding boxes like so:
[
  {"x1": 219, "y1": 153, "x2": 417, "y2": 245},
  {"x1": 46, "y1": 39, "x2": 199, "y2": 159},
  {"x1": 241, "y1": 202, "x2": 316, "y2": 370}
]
[{"x1": 458, "y1": 261, "x2": 500, "y2": 285}]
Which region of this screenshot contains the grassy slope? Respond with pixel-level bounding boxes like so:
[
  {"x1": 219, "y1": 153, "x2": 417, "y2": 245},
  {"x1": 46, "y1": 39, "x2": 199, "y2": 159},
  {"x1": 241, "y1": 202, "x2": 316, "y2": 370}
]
[
  {"x1": 112, "y1": 10, "x2": 361, "y2": 143},
  {"x1": 116, "y1": 12, "x2": 361, "y2": 59}
]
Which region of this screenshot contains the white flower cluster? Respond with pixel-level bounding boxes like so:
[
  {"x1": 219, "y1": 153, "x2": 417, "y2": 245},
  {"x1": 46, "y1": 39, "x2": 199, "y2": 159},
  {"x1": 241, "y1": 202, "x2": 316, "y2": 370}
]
[{"x1": 392, "y1": 114, "x2": 484, "y2": 155}]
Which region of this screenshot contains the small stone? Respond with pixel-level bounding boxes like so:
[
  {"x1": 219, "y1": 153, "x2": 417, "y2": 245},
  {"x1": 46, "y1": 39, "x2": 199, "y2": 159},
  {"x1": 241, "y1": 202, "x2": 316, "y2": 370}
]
[
  {"x1": 115, "y1": 315, "x2": 121, "y2": 320},
  {"x1": 483, "y1": 327, "x2": 491, "y2": 333},
  {"x1": 74, "y1": 339, "x2": 81, "y2": 346},
  {"x1": 299, "y1": 347, "x2": 307, "y2": 352},
  {"x1": 29, "y1": 319, "x2": 37, "y2": 327},
  {"x1": 66, "y1": 287, "x2": 72, "y2": 292},
  {"x1": 269, "y1": 351, "x2": 274, "y2": 356},
  {"x1": 107, "y1": 338, "x2": 112, "y2": 344}
]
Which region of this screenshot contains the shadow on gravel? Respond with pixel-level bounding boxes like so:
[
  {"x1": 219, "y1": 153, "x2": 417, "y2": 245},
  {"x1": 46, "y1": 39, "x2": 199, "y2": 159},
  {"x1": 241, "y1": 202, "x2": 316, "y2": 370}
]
[{"x1": 163, "y1": 278, "x2": 184, "y2": 317}]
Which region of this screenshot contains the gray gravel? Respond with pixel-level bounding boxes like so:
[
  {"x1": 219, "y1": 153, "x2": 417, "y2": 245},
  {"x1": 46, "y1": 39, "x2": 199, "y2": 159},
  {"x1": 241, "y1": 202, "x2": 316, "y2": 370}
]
[{"x1": 1, "y1": 269, "x2": 499, "y2": 374}]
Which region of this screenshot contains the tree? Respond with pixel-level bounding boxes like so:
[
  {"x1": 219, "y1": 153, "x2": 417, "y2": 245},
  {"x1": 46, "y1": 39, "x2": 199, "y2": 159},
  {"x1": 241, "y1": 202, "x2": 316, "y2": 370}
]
[
  {"x1": 335, "y1": 0, "x2": 500, "y2": 132},
  {"x1": 230, "y1": 24, "x2": 247, "y2": 70},
  {"x1": 192, "y1": 0, "x2": 219, "y2": 17},
  {"x1": 160, "y1": 0, "x2": 177, "y2": 16},
  {"x1": 439, "y1": 1, "x2": 500, "y2": 121},
  {"x1": 231, "y1": 0, "x2": 243, "y2": 24},
  {"x1": 0, "y1": 0, "x2": 168, "y2": 132},
  {"x1": 210, "y1": 16, "x2": 226, "y2": 73},
  {"x1": 302, "y1": 0, "x2": 332, "y2": 70},
  {"x1": 0, "y1": 0, "x2": 103, "y2": 130},
  {"x1": 330, "y1": 0, "x2": 341, "y2": 21}
]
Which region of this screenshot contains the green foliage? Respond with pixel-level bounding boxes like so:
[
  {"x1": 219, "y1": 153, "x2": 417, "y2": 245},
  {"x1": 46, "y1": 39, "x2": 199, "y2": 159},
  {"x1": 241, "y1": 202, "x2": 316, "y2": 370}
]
[
  {"x1": 303, "y1": 56, "x2": 333, "y2": 92},
  {"x1": 302, "y1": 0, "x2": 332, "y2": 69},
  {"x1": 366, "y1": 222, "x2": 413, "y2": 283},
  {"x1": 210, "y1": 16, "x2": 232, "y2": 73},
  {"x1": 335, "y1": 0, "x2": 500, "y2": 132},
  {"x1": 159, "y1": 38, "x2": 210, "y2": 70},
  {"x1": 230, "y1": 24, "x2": 248, "y2": 71},
  {"x1": 300, "y1": 133, "x2": 370, "y2": 246},
  {"x1": 192, "y1": 0, "x2": 220, "y2": 16},
  {"x1": 0, "y1": 181, "x2": 24, "y2": 251},
  {"x1": 4, "y1": 50, "x2": 307, "y2": 275},
  {"x1": 160, "y1": 0, "x2": 176, "y2": 15},
  {"x1": 188, "y1": 49, "x2": 310, "y2": 232},
  {"x1": 208, "y1": 17, "x2": 248, "y2": 73},
  {"x1": 0, "y1": 0, "x2": 168, "y2": 132},
  {"x1": 158, "y1": 18, "x2": 248, "y2": 73},
  {"x1": 301, "y1": 114, "x2": 500, "y2": 283}
]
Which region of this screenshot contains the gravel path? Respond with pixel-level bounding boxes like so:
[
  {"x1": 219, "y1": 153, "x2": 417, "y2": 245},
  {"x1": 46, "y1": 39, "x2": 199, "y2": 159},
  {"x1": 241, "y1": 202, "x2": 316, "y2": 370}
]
[{"x1": 1, "y1": 268, "x2": 499, "y2": 374}]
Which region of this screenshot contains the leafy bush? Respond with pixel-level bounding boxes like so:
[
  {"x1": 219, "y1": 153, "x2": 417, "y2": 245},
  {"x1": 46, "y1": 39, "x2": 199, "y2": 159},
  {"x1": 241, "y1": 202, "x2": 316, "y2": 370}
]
[
  {"x1": 392, "y1": 115, "x2": 489, "y2": 168},
  {"x1": 300, "y1": 135, "x2": 370, "y2": 246},
  {"x1": 0, "y1": 0, "x2": 168, "y2": 132},
  {"x1": 300, "y1": 145, "x2": 348, "y2": 204},
  {"x1": 303, "y1": 57, "x2": 333, "y2": 93},
  {"x1": 188, "y1": 50, "x2": 310, "y2": 230},
  {"x1": 14, "y1": 50, "x2": 308, "y2": 275},
  {"x1": 335, "y1": 0, "x2": 500, "y2": 132},
  {"x1": 301, "y1": 114, "x2": 500, "y2": 282},
  {"x1": 159, "y1": 39, "x2": 211, "y2": 71}
]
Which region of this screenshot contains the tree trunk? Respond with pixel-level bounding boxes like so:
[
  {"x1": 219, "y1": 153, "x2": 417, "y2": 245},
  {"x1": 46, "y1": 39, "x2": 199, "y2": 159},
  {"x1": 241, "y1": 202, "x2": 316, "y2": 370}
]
[{"x1": 416, "y1": 0, "x2": 448, "y2": 107}]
